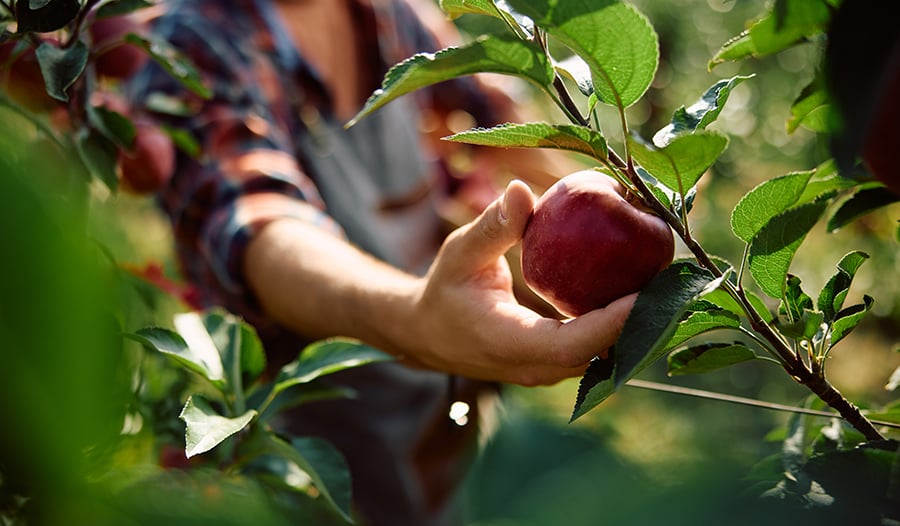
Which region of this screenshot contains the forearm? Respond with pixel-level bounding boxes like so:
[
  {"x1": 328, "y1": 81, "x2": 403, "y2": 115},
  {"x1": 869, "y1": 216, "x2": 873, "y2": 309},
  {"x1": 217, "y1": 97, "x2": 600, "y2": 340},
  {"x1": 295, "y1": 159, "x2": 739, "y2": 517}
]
[{"x1": 243, "y1": 216, "x2": 421, "y2": 356}]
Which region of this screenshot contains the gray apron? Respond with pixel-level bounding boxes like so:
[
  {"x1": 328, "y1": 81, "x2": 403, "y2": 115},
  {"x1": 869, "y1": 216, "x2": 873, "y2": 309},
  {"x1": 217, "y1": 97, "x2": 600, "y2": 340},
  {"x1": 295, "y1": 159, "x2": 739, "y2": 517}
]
[{"x1": 278, "y1": 97, "x2": 492, "y2": 526}]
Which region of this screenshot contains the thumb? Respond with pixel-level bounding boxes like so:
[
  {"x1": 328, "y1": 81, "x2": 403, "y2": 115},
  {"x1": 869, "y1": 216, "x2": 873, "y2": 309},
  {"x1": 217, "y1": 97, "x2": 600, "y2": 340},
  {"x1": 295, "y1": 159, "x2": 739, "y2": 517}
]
[{"x1": 446, "y1": 179, "x2": 535, "y2": 272}]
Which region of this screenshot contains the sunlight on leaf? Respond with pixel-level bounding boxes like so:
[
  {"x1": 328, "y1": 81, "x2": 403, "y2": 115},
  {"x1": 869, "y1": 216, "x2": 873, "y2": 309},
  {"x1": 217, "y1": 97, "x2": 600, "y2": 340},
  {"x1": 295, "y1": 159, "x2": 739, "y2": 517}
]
[
  {"x1": 507, "y1": 0, "x2": 658, "y2": 109},
  {"x1": 627, "y1": 131, "x2": 728, "y2": 194},
  {"x1": 668, "y1": 342, "x2": 757, "y2": 376},
  {"x1": 446, "y1": 122, "x2": 607, "y2": 162},
  {"x1": 180, "y1": 395, "x2": 256, "y2": 458},
  {"x1": 273, "y1": 339, "x2": 392, "y2": 396},
  {"x1": 349, "y1": 35, "x2": 553, "y2": 126},
  {"x1": 654, "y1": 75, "x2": 753, "y2": 147},
  {"x1": 732, "y1": 170, "x2": 814, "y2": 243},
  {"x1": 748, "y1": 196, "x2": 831, "y2": 299}
]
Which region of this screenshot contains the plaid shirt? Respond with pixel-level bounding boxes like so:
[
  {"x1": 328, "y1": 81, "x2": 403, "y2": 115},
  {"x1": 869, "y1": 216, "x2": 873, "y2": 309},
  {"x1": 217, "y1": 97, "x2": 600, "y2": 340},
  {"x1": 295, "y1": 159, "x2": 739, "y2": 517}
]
[{"x1": 128, "y1": 0, "x2": 496, "y2": 325}]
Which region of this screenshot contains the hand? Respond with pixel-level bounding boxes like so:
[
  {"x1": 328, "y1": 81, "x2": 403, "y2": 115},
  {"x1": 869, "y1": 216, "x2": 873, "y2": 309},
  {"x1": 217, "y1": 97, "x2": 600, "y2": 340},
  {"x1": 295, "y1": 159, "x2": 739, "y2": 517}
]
[{"x1": 405, "y1": 180, "x2": 636, "y2": 386}]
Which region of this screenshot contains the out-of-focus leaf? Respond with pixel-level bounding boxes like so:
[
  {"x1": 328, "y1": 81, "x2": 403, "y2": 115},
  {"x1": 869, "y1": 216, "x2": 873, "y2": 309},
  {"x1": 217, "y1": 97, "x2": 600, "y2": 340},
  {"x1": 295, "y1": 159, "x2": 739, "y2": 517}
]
[
  {"x1": 817, "y1": 251, "x2": 869, "y2": 321},
  {"x1": 787, "y1": 77, "x2": 833, "y2": 134},
  {"x1": 257, "y1": 435, "x2": 353, "y2": 522},
  {"x1": 94, "y1": 0, "x2": 153, "y2": 19},
  {"x1": 507, "y1": 0, "x2": 658, "y2": 109},
  {"x1": 75, "y1": 129, "x2": 119, "y2": 191},
  {"x1": 710, "y1": 0, "x2": 831, "y2": 67},
  {"x1": 748, "y1": 196, "x2": 831, "y2": 299},
  {"x1": 35, "y1": 39, "x2": 87, "y2": 101},
  {"x1": 179, "y1": 395, "x2": 256, "y2": 458},
  {"x1": 827, "y1": 186, "x2": 900, "y2": 232},
  {"x1": 653, "y1": 75, "x2": 753, "y2": 147},
  {"x1": 127, "y1": 326, "x2": 225, "y2": 384},
  {"x1": 87, "y1": 105, "x2": 136, "y2": 151},
  {"x1": 273, "y1": 339, "x2": 392, "y2": 396},
  {"x1": 125, "y1": 33, "x2": 212, "y2": 99},
  {"x1": 445, "y1": 122, "x2": 607, "y2": 162},
  {"x1": 732, "y1": 170, "x2": 814, "y2": 243},
  {"x1": 349, "y1": 35, "x2": 553, "y2": 126},
  {"x1": 667, "y1": 342, "x2": 757, "y2": 376},
  {"x1": 628, "y1": 131, "x2": 728, "y2": 194}
]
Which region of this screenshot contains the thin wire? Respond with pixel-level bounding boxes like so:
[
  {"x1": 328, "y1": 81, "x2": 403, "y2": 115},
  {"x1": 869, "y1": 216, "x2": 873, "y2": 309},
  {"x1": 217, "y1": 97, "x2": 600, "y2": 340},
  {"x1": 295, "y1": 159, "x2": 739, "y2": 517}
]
[{"x1": 625, "y1": 379, "x2": 900, "y2": 430}]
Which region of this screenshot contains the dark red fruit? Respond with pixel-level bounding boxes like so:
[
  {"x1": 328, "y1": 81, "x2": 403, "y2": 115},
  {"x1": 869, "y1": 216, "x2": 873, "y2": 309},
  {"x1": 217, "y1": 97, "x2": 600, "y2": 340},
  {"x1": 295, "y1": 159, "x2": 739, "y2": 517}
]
[
  {"x1": 90, "y1": 15, "x2": 149, "y2": 80},
  {"x1": 521, "y1": 171, "x2": 675, "y2": 317},
  {"x1": 118, "y1": 123, "x2": 175, "y2": 194}
]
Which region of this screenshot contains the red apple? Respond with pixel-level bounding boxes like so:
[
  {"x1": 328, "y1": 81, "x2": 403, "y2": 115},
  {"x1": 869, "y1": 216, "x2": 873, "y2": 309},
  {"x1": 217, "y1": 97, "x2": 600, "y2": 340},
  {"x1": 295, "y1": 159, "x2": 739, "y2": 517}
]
[
  {"x1": 89, "y1": 15, "x2": 149, "y2": 80},
  {"x1": 861, "y1": 53, "x2": 900, "y2": 195},
  {"x1": 118, "y1": 122, "x2": 175, "y2": 194},
  {"x1": 521, "y1": 171, "x2": 675, "y2": 317},
  {"x1": 0, "y1": 40, "x2": 60, "y2": 112}
]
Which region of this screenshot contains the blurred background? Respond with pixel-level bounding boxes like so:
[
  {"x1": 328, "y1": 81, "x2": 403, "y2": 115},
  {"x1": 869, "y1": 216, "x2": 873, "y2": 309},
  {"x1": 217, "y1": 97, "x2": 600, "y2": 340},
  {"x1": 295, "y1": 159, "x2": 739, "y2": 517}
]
[{"x1": 2, "y1": 0, "x2": 898, "y2": 524}]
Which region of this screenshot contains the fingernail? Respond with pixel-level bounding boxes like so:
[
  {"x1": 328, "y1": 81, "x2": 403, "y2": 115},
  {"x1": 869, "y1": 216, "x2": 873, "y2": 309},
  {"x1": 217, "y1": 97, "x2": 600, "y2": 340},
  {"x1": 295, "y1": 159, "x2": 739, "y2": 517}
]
[{"x1": 498, "y1": 189, "x2": 509, "y2": 224}]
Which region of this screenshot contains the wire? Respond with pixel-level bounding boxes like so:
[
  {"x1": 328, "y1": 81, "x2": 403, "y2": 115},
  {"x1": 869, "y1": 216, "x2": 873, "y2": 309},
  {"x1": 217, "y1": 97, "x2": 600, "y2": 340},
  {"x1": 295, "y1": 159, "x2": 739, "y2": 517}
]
[{"x1": 625, "y1": 379, "x2": 900, "y2": 430}]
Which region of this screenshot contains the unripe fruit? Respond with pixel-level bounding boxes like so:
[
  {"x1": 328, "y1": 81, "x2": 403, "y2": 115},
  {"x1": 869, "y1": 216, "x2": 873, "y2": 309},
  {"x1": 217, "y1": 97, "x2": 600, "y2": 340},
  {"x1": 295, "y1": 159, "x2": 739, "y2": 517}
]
[
  {"x1": 90, "y1": 15, "x2": 149, "y2": 80},
  {"x1": 118, "y1": 123, "x2": 175, "y2": 194},
  {"x1": 521, "y1": 171, "x2": 675, "y2": 317}
]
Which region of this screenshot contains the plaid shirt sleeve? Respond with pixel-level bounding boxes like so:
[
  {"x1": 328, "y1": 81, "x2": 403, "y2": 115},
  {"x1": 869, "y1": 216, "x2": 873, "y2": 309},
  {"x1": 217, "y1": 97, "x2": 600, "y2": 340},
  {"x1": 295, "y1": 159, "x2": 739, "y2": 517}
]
[
  {"x1": 127, "y1": 0, "x2": 500, "y2": 322},
  {"x1": 127, "y1": 2, "x2": 343, "y2": 320}
]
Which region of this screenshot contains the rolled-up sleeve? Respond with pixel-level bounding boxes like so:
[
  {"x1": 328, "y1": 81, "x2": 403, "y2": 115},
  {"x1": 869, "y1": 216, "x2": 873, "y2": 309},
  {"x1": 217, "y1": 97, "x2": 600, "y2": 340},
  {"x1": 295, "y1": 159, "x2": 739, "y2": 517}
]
[{"x1": 126, "y1": 7, "x2": 341, "y2": 319}]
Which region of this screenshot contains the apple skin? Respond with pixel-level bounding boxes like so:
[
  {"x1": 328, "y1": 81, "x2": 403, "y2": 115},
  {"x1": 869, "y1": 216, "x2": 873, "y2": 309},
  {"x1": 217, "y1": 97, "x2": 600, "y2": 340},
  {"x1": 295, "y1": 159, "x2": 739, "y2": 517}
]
[
  {"x1": 521, "y1": 171, "x2": 675, "y2": 317},
  {"x1": 118, "y1": 122, "x2": 175, "y2": 194},
  {"x1": 861, "y1": 53, "x2": 900, "y2": 195},
  {"x1": 90, "y1": 15, "x2": 149, "y2": 80}
]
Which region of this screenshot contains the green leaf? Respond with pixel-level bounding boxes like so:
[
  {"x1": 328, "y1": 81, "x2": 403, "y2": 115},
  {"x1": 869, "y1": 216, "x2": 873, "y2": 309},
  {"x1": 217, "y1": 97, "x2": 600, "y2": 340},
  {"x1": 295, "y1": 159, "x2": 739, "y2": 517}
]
[
  {"x1": 702, "y1": 287, "x2": 774, "y2": 323},
  {"x1": 787, "y1": 77, "x2": 833, "y2": 134},
  {"x1": 780, "y1": 274, "x2": 813, "y2": 323},
  {"x1": 200, "y1": 311, "x2": 266, "y2": 397},
  {"x1": 439, "y1": 0, "x2": 505, "y2": 19},
  {"x1": 664, "y1": 308, "x2": 742, "y2": 351},
  {"x1": 829, "y1": 295, "x2": 874, "y2": 347},
  {"x1": 445, "y1": 122, "x2": 607, "y2": 162},
  {"x1": 15, "y1": 0, "x2": 80, "y2": 33},
  {"x1": 731, "y1": 170, "x2": 814, "y2": 243},
  {"x1": 349, "y1": 34, "x2": 553, "y2": 127},
  {"x1": 87, "y1": 105, "x2": 136, "y2": 151},
  {"x1": 571, "y1": 353, "x2": 615, "y2": 422},
  {"x1": 709, "y1": 0, "x2": 831, "y2": 67},
  {"x1": 667, "y1": 342, "x2": 757, "y2": 376},
  {"x1": 817, "y1": 251, "x2": 869, "y2": 321},
  {"x1": 614, "y1": 262, "x2": 718, "y2": 386},
  {"x1": 125, "y1": 33, "x2": 212, "y2": 99},
  {"x1": 748, "y1": 196, "x2": 831, "y2": 299},
  {"x1": 75, "y1": 129, "x2": 119, "y2": 191},
  {"x1": 708, "y1": 31, "x2": 754, "y2": 69},
  {"x1": 627, "y1": 131, "x2": 728, "y2": 194},
  {"x1": 35, "y1": 39, "x2": 87, "y2": 102},
  {"x1": 827, "y1": 186, "x2": 900, "y2": 232},
  {"x1": 572, "y1": 262, "x2": 716, "y2": 421},
  {"x1": 273, "y1": 339, "x2": 392, "y2": 396},
  {"x1": 554, "y1": 54, "x2": 593, "y2": 96},
  {"x1": 259, "y1": 435, "x2": 353, "y2": 522},
  {"x1": 653, "y1": 75, "x2": 753, "y2": 147},
  {"x1": 507, "y1": 0, "x2": 658, "y2": 109},
  {"x1": 128, "y1": 326, "x2": 225, "y2": 384},
  {"x1": 179, "y1": 395, "x2": 256, "y2": 458},
  {"x1": 798, "y1": 160, "x2": 856, "y2": 203},
  {"x1": 94, "y1": 0, "x2": 153, "y2": 19}
]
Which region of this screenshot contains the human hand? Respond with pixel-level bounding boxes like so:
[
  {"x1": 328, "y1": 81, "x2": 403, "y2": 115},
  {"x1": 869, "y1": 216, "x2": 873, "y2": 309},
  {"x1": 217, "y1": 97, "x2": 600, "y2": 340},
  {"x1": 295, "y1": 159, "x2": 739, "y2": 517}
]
[{"x1": 405, "y1": 180, "x2": 636, "y2": 386}]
